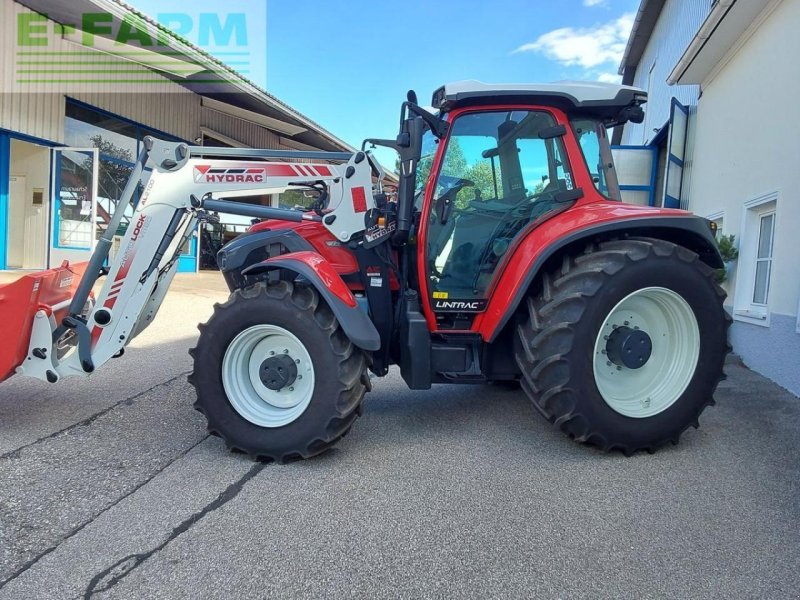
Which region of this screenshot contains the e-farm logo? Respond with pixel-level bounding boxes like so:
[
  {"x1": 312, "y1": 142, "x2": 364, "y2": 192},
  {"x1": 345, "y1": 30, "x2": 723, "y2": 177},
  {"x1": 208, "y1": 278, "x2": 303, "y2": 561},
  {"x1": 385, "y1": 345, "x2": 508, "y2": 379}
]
[{"x1": 14, "y1": 1, "x2": 266, "y2": 89}]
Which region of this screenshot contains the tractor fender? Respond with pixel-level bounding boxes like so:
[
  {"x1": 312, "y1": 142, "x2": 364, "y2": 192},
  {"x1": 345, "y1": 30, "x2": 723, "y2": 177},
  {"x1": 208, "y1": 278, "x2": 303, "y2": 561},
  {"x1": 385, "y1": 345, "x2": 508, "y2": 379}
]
[
  {"x1": 241, "y1": 251, "x2": 380, "y2": 352},
  {"x1": 475, "y1": 213, "x2": 723, "y2": 343}
]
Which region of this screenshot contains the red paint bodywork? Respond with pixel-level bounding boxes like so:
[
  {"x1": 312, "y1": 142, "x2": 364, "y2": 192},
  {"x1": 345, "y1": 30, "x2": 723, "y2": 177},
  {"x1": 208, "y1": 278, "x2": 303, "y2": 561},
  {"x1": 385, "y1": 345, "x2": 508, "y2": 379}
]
[
  {"x1": 471, "y1": 201, "x2": 687, "y2": 339},
  {"x1": 265, "y1": 250, "x2": 358, "y2": 308},
  {"x1": 0, "y1": 261, "x2": 89, "y2": 383},
  {"x1": 249, "y1": 219, "x2": 400, "y2": 292},
  {"x1": 251, "y1": 220, "x2": 359, "y2": 277}
]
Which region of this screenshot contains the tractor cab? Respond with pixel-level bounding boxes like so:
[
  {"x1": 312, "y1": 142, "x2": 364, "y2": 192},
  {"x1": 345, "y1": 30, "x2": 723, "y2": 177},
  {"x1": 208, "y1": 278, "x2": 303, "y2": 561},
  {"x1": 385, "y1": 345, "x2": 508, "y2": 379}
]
[{"x1": 385, "y1": 81, "x2": 647, "y2": 326}]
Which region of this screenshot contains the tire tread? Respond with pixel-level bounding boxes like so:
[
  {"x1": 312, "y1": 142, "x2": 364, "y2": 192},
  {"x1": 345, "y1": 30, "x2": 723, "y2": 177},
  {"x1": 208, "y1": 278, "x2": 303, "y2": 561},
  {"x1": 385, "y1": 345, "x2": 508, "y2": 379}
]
[
  {"x1": 188, "y1": 281, "x2": 369, "y2": 462},
  {"x1": 514, "y1": 237, "x2": 731, "y2": 454}
]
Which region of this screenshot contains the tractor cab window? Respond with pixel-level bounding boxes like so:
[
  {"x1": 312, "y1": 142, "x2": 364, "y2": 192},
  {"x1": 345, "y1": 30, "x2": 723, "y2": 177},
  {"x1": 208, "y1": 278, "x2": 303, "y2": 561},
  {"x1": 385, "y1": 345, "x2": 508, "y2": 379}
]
[
  {"x1": 414, "y1": 129, "x2": 438, "y2": 210},
  {"x1": 571, "y1": 118, "x2": 621, "y2": 200},
  {"x1": 426, "y1": 110, "x2": 574, "y2": 306}
]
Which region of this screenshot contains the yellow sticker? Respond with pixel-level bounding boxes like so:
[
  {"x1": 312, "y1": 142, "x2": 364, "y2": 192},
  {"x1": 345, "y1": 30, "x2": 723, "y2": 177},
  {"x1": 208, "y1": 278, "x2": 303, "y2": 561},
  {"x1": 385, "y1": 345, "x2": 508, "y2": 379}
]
[{"x1": 433, "y1": 291, "x2": 449, "y2": 299}]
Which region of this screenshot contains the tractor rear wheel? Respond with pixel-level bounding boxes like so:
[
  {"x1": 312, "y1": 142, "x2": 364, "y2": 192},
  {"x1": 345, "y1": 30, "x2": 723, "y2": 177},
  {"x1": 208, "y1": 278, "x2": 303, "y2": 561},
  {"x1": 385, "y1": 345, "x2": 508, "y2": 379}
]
[
  {"x1": 514, "y1": 238, "x2": 730, "y2": 454},
  {"x1": 189, "y1": 280, "x2": 370, "y2": 461}
]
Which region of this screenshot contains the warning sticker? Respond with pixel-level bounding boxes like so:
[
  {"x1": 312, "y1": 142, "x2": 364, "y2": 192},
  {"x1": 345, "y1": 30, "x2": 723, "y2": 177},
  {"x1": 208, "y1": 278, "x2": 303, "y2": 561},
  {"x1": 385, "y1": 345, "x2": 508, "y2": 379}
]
[{"x1": 351, "y1": 187, "x2": 368, "y2": 213}]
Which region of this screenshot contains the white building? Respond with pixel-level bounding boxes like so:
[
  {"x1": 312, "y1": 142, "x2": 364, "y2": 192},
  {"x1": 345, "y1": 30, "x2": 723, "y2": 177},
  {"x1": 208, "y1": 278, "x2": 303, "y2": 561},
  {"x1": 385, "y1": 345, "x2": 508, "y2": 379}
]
[
  {"x1": 0, "y1": 0, "x2": 353, "y2": 274},
  {"x1": 616, "y1": 0, "x2": 800, "y2": 395}
]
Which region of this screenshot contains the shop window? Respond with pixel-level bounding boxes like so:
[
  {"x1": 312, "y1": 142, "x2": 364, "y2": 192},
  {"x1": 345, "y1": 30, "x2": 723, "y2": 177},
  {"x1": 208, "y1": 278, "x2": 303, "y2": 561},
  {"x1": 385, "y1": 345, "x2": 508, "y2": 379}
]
[{"x1": 65, "y1": 103, "x2": 138, "y2": 160}]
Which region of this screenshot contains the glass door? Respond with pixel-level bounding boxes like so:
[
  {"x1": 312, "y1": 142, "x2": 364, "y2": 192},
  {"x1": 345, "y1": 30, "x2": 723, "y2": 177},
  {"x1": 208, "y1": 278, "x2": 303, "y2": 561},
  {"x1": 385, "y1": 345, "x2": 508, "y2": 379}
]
[{"x1": 50, "y1": 148, "x2": 99, "y2": 267}]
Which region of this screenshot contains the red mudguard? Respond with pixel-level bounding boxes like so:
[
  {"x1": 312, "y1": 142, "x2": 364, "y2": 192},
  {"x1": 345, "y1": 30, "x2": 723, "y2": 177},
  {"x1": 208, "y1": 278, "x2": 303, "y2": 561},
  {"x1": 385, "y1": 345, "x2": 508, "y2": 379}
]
[{"x1": 0, "y1": 262, "x2": 89, "y2": 383}]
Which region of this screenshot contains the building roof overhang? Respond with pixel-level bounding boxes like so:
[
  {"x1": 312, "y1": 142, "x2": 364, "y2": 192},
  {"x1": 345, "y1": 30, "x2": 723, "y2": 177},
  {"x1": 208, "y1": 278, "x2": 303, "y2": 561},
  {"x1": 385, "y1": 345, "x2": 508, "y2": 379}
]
[
  {"x1": 617, "y1": 0, "x2": 667, "y2": 83},
  {"x1": 668, "y1": 0, "x2": 774, "y2": 85}
]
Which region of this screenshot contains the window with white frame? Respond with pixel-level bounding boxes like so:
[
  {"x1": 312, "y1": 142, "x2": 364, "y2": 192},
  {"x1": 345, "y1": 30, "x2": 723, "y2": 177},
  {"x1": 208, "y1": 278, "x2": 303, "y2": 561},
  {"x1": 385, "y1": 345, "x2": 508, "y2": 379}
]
[
  {"x1": 752, "y1": 212, "x2": 775, "y2": 306},
  {"x1": 734, "y1": 192, "x2": 778, "y2": 325}
]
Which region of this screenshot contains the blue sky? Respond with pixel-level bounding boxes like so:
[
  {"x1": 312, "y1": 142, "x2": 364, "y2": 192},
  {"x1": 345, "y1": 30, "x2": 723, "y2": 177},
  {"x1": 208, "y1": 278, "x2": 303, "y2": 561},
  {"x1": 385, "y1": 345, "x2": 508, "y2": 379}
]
[{"x1": 128, "y1": 0, "x2": 639, "y2": 166}]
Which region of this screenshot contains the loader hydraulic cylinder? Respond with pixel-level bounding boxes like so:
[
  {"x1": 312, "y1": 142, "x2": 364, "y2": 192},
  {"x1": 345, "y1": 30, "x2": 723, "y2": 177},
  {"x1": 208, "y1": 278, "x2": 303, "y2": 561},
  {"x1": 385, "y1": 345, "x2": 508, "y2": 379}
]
[{"x1": 200, "y1": 198, "x2": 323, "y2": 223}]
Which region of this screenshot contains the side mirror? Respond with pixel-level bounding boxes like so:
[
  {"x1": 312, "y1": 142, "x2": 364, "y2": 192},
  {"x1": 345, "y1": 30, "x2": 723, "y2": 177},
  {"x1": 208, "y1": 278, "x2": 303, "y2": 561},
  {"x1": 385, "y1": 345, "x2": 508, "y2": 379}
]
[
  {"x1": 407, "y1": 90, "x2": 419, "y2": 105},
  {"x1": 617, "y1": 105, "x2": 645, "y2": 124}
]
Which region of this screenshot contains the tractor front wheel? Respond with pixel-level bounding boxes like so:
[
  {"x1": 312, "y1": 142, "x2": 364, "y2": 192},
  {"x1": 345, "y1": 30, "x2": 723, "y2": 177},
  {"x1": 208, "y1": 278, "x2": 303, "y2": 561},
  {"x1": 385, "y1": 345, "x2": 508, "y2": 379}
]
[
  {"x1": 515, "y1": 238, "x2": 730, "y2": 454},
  {"x1": 189, "y1": 280, "x2": 370, "y2": 461}
]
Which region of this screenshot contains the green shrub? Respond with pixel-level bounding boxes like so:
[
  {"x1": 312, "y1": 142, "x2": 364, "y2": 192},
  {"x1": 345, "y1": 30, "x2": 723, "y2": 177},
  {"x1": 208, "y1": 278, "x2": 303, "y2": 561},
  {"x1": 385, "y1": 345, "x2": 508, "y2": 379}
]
[{"x1": 713, "y1": 234, "x2": 738, "y2": 282}]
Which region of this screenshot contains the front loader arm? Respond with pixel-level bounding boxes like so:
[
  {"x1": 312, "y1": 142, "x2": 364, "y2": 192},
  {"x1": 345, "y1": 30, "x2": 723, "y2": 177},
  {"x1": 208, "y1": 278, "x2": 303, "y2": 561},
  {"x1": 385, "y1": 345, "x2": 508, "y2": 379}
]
[{"x1": 15, "y1": 137, "x2": 383, "y2": 384}]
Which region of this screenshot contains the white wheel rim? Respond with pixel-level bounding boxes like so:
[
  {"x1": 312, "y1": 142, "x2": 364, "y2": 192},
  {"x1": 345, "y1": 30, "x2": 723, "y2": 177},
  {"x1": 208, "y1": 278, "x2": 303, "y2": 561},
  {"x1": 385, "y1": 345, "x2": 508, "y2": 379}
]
[
  {"x1": 222, "y1": 325, "x2": 315, "y2": 428},
  {"x1": 592, "y1": 287, "x2": 700, "y2": 418}
]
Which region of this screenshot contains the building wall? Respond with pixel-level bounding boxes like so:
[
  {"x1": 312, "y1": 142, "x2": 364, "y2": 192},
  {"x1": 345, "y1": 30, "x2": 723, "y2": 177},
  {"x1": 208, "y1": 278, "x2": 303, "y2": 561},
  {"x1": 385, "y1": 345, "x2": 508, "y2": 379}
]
[
  {"x1": 622, "y1": 0, "x2": 712, "y2": 146},
  {"x1": 688, "y1": 0, "x2": 800, "y2": 395},
  {"x1": 201, "y1": 107, "x2": 286, "y2": 150}
]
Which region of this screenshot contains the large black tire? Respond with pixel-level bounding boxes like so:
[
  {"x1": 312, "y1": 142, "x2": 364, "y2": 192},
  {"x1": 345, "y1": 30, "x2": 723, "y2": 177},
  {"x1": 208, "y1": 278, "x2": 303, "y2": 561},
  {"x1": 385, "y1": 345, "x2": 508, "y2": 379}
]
[
  {"x1": 189, "y1": 280, "x2": 370, "y2": 461},
  {"x1": 515, "y1": 237, "x2": 731, "y2": 455}
]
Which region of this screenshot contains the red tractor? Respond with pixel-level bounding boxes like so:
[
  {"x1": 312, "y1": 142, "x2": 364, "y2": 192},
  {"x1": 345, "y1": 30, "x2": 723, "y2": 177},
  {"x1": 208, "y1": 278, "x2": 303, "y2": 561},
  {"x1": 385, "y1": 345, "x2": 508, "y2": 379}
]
[
  {"x1": 0, "y1": 81, "x2": 729, "y2": 461},
  {"x1": 191, "y1": 81, "x2": 729, "y2": 459}
]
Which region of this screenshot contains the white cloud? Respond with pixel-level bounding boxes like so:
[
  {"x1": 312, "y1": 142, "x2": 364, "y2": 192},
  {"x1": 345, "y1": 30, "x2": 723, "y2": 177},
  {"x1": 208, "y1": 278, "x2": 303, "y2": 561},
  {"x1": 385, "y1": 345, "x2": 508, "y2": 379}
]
[
  {"x1": 513, "y1": 13, "x2": 634, "y2": 69},
  {"x1": 583, "y1": 0, "x2": 607, "y2": 6},
  {"x1": 596, "y1": 71, "x2": 622, "y2": 83}
]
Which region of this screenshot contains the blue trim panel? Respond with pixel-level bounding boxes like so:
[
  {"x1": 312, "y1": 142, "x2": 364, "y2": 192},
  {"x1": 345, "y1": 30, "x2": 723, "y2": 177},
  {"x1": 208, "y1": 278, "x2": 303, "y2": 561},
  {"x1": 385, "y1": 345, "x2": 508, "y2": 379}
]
[
  {"x1": 648, "y1": 145, "x2": 658, "y2": 207},
  {"x1": 0, "y1": 132, "x2": 10, "y2": 269},
  {"x1": 668, "y1": 154, "x2": 684, "y2": 168},
  {"x1": 619, "y1": 185, "x2": 652, "y2": 192},
  {"x1": 0, "y1": 127, "x2": 61, "y2": 148}
]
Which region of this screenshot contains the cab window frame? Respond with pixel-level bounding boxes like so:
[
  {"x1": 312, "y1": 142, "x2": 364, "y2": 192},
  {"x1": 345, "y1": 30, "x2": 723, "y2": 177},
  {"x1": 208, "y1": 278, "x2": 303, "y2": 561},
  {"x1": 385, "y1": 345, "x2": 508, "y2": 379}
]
[
  {"x1": 422, "y1": 106, "x2": 578, "y2": 303},
  {"x1": 569, "y1": 117, "x2": 621, "y2": 201}
]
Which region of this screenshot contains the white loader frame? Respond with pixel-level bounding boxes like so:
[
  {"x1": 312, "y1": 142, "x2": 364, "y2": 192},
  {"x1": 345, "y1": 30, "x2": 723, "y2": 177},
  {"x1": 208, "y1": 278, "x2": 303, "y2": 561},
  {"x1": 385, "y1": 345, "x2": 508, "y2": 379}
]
[{"x1": 16, "y1": 137, "x2": 386, "y2": 384}]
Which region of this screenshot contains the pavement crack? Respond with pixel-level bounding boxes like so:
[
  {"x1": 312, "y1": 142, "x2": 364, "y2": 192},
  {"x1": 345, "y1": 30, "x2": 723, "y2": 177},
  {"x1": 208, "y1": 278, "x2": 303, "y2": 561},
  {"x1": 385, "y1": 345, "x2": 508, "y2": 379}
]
[
  {"x1": 82, "y1": 461, "x2": 266, "y2": 599},
  {"x1": 0, "y1": 371, "x2": 192, "y2": 461},
  {"x1": 0, "y1": 432, "x2": 208, "y2": 591}
]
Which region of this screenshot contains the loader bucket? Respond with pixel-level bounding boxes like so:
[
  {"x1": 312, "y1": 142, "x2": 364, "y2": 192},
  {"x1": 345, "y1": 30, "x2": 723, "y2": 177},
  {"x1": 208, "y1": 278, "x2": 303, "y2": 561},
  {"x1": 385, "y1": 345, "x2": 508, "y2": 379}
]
[{"x1": 0, "y1": 262, "x2": 89, "y2": 383}]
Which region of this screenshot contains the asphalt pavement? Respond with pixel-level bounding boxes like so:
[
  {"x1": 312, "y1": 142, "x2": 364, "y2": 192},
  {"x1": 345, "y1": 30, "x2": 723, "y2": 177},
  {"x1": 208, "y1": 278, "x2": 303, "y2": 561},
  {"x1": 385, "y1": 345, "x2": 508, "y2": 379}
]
[{"x1": 0, "y1": 272, "x2": 798, "y2": 599}]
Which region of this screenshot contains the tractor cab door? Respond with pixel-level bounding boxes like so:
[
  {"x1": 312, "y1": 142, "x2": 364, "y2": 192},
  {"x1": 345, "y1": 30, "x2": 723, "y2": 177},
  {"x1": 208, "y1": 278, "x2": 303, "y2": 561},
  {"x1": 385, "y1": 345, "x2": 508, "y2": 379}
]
[{"x1": 420, "y1": 109, "x2": 575, "y2": 325}]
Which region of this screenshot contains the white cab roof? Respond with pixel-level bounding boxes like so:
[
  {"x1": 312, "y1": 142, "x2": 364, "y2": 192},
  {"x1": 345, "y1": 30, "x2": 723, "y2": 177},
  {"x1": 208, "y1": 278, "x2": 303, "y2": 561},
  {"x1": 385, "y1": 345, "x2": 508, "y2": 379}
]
[{"x1": 434, "y1": 80, "x2": 646, "y2": 118}]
